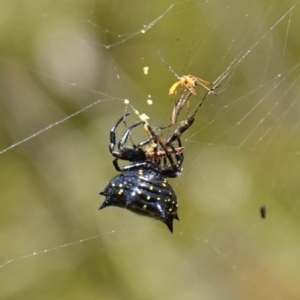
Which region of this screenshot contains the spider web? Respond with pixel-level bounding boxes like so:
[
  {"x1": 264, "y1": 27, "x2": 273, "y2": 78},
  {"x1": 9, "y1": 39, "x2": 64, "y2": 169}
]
[{"x1": 1, "y1": 0, "x2": 300, "y2": 299}]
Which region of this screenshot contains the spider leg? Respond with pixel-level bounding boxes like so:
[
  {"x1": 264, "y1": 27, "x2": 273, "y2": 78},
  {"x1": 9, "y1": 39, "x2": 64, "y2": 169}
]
[
  {"x1": 171, "y1": 137, "x2": 184, "y2": 169},
  {"x1": 166, "y1": 86, "x2": 216, "y2": 145},
  {"x1": 109, "y1": 112, "x2": 130, "y2": 154},
  {"x1": 135, "y1": 136, "x2": 156, "y2": 148},
  {"x1": 111, "y1": 115, "x2": 162, "y2": 172},
  {"x1": 166, "y1": 117, "x2": 195, "y2": 145},
  {"x1": 120, "y1": 121, "x2": 158, "y2": 155},
  {"x1": 112, "y1": 160, "x2": 158, "y2": 172},
  {"x1": 122, "y1": 118, "x2": 136, "y2": 148},
  {"x1": 111, "y1": 114, "x2": 157, "y2": 156},
  {"x1": 117, "y1": 121, "x2": 144, "y2": 150},
  {"x1": 160, "y1": 139, "x2": 184, "y2": 178},
  {"x1": 110, "y1": 114, "x2": 150, "y2": 171},
  {"x1": 112, "y1": 120, "x2": 148, "y2": 172},
  {"x1": 112, "y1": 158, "x2": 122, "y2": 172},
  {"x1": 188, "y1": 88, "x2": 214, "y2": 121},
  {"x1": 145, "y1": 123, "x2": 181, "y2": 175}
]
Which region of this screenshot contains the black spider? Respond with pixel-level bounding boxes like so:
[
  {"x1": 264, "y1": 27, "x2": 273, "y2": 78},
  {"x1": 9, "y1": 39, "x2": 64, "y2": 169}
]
[{"x1": 99, "y1": 113, "x2": 183, "y2": 233}]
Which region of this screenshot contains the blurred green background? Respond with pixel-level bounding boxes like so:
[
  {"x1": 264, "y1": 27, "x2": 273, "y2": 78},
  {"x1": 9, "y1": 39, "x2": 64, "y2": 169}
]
[{"x1": 1, "y1": 0, "x2": 300, "y2": 299}]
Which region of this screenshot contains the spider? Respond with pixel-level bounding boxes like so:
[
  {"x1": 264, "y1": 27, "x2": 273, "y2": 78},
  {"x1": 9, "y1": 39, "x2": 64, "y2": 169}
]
[{"x1": 99, "y1": 113, "x2": 184, "y2": 233}]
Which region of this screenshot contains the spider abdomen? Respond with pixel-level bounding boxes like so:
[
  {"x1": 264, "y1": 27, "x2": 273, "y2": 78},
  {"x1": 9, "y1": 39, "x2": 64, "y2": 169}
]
[{"x1": 99, "y1": 168, "x2": 179, "y2": 232}]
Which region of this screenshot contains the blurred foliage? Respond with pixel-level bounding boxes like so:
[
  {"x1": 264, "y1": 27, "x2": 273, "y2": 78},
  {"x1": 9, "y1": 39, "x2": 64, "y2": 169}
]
[{"x1": 1, "y1": 0, "x2": 300, "y2": 299}]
